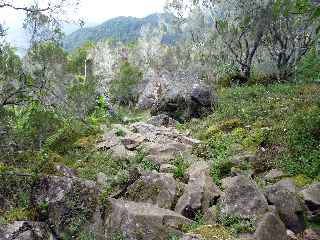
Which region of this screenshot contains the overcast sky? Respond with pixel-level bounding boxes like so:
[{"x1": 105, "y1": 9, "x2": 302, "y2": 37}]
[
  {"x1": 0, "y1": 0, "x2": 167, "y2": 28},
  {"x1": 78, "y1": 0, "x2": 166, "y2": 23},
  {"x1": 0, "y1": 0, "x2": 166, "y2": 51}
]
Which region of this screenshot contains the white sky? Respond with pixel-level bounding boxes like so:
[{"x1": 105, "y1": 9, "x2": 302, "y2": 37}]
[
  {"x1": 0, "y1": 0, "x2": 167, "y2": 51},
  {"x1": 0, "y1": 0, "x2": 167, "y2": 27}
]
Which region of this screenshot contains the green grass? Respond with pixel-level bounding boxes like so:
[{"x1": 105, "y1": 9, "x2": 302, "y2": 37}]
[
  {"x1": 173, "y1": 155, "x2": 189, "y2": 181},
  {"x1": 180, "y1": 83, "x2": 320, "y2": 180}
]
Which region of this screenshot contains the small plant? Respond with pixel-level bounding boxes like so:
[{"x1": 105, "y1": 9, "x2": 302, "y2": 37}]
[
  {"x1": 0, "y1": 162, "x2": 7, "y2": 173},
  {"x1": 173, "y1": 155, "x2": 189, "y2": 181},
  {"x1": 141, "y1": 159, "x2": 159, "y2": 172},
  {"x1": 211, "y1": 159, "x2": 234, "y2": 186},
  {"x1": 168, "y1": 235, "x2": 180, "y2": 240},
  {"x1": 112, "y1": 232, "x2": 125, "y2": 240},
  {"x1": 218, "y1": 214, "x2": 256, "y2": 234},
  {"x1": 18, "y1": 192, "x2": 31, "y2": 209},
  {"x1": 100, "y1": 187, "x2": 114, "y2": 205},
  {"x1": 78, "y1": 231, "x2": 97, "y2": 240},
  {"x1": 1, "y1": 208, "x2": 33, "y2": 224},
  {"x1": 182, "y1": 210, "x2": 205, "y2": 232},
  {"x1": 38, "y1": 201, "x2": 49, "y2": 211},
  {"x1": 115, "y1": 128, "x2": 126, "y2": 137}
]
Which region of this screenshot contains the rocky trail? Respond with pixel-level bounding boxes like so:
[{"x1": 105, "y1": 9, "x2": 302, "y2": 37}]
[{"x1": 1, "y1": 114, "x2": 320, "y2": 240}]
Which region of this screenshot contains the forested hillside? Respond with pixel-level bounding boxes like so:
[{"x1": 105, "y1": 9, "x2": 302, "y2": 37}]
[
  {"x1": 0, "y1": 0, "x2": 320, "y2": 240},
  {"x1": 63, "y1": 13, "x2": 178, "y2": 51}
]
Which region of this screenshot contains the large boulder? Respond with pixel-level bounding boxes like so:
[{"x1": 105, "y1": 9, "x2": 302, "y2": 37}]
[
  {"x1": 220, "y1": 176, "x2": 268, "y2": 219},
  {"x1": 0, "y1": 221, "x2": 54, "y2": 240},
  {"x1": 264, "y1": 181, "x2": 305, "y2": 233},
  {"x1": 125, "y1": 172, "x2": 178, "y2": 209},
  {"x1": 175, "y1": 174, "x2": 220, "y2": 219},
  {"x1": 31, "y1": 176, "x2": 103, "y2": 239},
  {"x1": 272, "y1": 178, "x2": 297, "y2": 193},
  {"x1": 255, "y1": 213, "x2": 287, "y2": 240},
  {"x1": 300, "y1": 182, "x2": 320, "y2": 222},
  {"x1": 104, "y1": 198, "x2": 193, "y2": 240},
  {"x1": 175, "y1": 162, "x2": 221, "y2": 219},
  {"x1": 189, "y1": 84, "x2": 217, "y2": 118},
  {"x1": 151, "y1": 84, "x2": 216, "y2": 122}
]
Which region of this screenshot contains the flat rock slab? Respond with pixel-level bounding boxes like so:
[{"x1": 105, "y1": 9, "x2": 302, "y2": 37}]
[
  {"x1": 125, "y1": 172, "x2": 178, "y2": 209},
  {"x1": 105, "y1": 198, "x2": 193, "y2": 240}
]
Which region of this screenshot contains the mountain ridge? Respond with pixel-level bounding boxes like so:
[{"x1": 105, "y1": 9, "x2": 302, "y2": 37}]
[{"x1": 63, "y1": 13, "x2": 175, "y2": 51}]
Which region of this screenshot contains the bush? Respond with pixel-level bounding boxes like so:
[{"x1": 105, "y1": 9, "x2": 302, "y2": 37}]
[
  {"x1": 109, "y1": 61, "x2": 143, "y2": 106},
  {"x1": 15, "y1": 103, "x2": 63, "y2": 151},
  {"x1": 218, "y1": 72, "x2": 248, "y2": 88},
  {"x1": 296, "y1": 47, "x2": 320, "y2": 82}
]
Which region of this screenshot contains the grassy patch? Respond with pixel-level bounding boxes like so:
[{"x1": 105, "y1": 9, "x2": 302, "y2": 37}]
[{"x1": 180, "y1": 83, "x2": 320, "y2": 182}]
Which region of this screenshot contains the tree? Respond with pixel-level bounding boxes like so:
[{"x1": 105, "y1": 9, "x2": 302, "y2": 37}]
[
  {"x1": 265, "y1": 7, "x2": 315, "y2": 80},
  {"x1": 0, "y1": 44, "x2": 29, "y2": 108},
  {"x1": 166, "y1": 0, "x2": 274, "y2": 81},
  {"x1": 0, "y1": 0, "x2": 80, "y2": 42},
  {"x1": 109, "y1": 60, "x2": 143, "y2": 106},
  {"x1": 0, "y1": 0, "x2": 80, "y2": 109}
]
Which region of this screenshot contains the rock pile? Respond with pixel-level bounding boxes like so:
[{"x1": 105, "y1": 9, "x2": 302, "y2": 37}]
[{"x1": 1, "y1": 116, "x2": 319, "y2": 240}]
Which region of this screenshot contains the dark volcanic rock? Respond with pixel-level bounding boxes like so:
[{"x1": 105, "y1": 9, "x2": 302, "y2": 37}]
[
  {"x1": 32, "y1": 176, "x2": 103, "y2": 239},
  {"x1": 265, "y1": 181, "x2": 305, "y2": 233},
  {"x1": 104, "y1": 198, "x2": 193, "y2": 240},
  {"x1": 220, "y1": 176, "x2": 268, "y2": 218},
  {"x1": 255, "y1": 213, "x2": 287, "y2": 240},
  {"x1": 151, "y1": 84, "x2": 216, "y2": 122}
]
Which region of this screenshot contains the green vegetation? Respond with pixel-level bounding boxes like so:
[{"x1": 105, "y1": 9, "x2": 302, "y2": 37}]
[
  {"x1": 173, "y1": 155, "x2": 189, "y2": 181},
  {"x1": 110, "y1": 60, "x2": 143, "y2": 106},
  {"x1": 181, "y1": 83, "x2": 320, "y2": 183},
  {"x1": 182, "y1": 211, "x2": 205, "y2": 232},
  {"x1": 190, "y1": 225, "x2": 234, "y2": 240},
  {"x1": 1, "y1": 0, "x2": 320, "y2": 238},
  {"x1": 218, "y1": 214, "x2": 256, "y2": 234}
]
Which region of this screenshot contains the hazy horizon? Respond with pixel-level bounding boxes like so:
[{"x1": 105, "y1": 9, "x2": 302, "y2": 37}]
[{"x1": 0, "y1": 0, "x2": 166, "y2": 51}]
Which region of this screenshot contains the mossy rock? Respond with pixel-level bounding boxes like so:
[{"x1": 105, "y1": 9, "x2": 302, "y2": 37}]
[
  {"x1": 292, "y1": 175, "x2": 314, "y2": 188},
  {"x1": 205, "y1": 126, "x2": 222, "y2": 140},
  {"x1": 191, "y1": 225, "x2": 235, "y2": 240},
  {"x1": 219, "y1": 119, "x2": 242, "y2": 132},
  {"x1": 0, "y1": 208, "x2": 36, "y2": 225}
]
